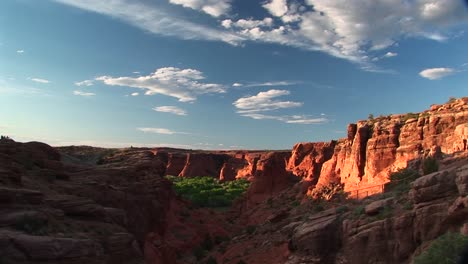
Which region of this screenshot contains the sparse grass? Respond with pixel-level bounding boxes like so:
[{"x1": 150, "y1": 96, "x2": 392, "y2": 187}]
[
  {"x1": 385, "y1": 168, "x2": 420, "y2": 195},
  {"x1": 414, "y1": 232, "x2": 468, "y2": 264},
  {"x1": 166, "y1": 176, "x2": 250, "y2": 207}
]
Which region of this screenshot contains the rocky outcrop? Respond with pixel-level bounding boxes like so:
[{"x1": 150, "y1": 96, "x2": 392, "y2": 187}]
[
  {"x1": 246, "y1": 152, "x2": 296, "y2": 206},
  {"x1": 179, "y1": 153, "x2": 229, "y2": 178}
]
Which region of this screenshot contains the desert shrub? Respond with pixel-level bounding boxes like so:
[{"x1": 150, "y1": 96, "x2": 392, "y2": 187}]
[
  {"x1": 291, "y1": 200, "x2": 300, "y2": 207},
  {"x1": 193, "y1": 247, "x2": 205, "y2": 260},
  {"x1": 14, "y1": 215, "x2": 48, "y2": 235},
  {"x1": 309, "y1": 182, "x2": 346, "y2": 201},
  {"x1": 166, "y1": 176, "x2": 250, "y2": 207},
  {"x1": 206, "y1": 256, "x2": 217, "y2": 264},
  {"x1": 352, "y1": 205, "x2": 365, "y2": 218},
  {"x1": 402, "y1": 112, "x2": 419, "y2": 122},
  {"x1": 246, "y1": 225, "x2": 256, "y2": 235},
  {"x1": 385, "y1": 169, "x2": 420, "y2": 194},
  {"x1": 336, "y1": 205, "x2": 348, "y2": 214},
  {"x1": 413, "y1": 232, "x2": 468, "y2": 264},
  {"x1": 422, "y1": 157, "x2": 439, "y2": 175},
  {"x1": 201, "y1": 234, "x2": 214, "y2": 251}
]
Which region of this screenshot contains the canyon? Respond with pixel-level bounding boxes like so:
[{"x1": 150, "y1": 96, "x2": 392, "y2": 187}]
[{"x1": 0, "y1": 97, "x2": 467, "y2": 264}]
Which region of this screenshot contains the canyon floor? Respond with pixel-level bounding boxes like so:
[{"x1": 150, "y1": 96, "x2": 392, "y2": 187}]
[{"x1": 1, "y1": 98, "x2": 468, "y2": 264}]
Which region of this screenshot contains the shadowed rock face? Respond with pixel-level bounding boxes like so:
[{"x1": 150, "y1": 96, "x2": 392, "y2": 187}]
[{"x1": 0, "y1": 141, "x2": 230, "y2": 264}]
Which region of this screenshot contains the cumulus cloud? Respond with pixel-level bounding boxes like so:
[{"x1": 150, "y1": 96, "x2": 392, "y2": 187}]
[
  {"x1": 233, "y1": 89, "x2": 302, "y2": 113},
  {"x1": 74, "y1": 80, "x2": 94, "y2": 86},
  {"x1": 419, "y1": 67, "x2": 456, "y2": 80},
  {"x1": 95, "y1": 67, "x2": 225, "y2": 102},
  {"x1": 227, "y1": 0, "x2": 468, "y2": 68},
  {"x1": 53, "y1": 0, "x2": 243, "y2": 45},
  {"x1": 169, "y1": 0, "x2": 231, "y2": 17},
  {"x1": 73, "y1": 90, "x2": 96, "y2": 96},
  {"x1": 30, "y1": 78, "x2": 50, "y2": 84},
  {"x1": 263, "y1": 0, "x2": 288, "y2": 17},
  {"x1": 153, "y1": 106, "x2": 187, "y2": 116},
  {"x1": 233, "y1": 89, "x2": 328, "y2": 124},
  {"x1": 137, "y1": 127, "x2": 189, "y2": 135}
]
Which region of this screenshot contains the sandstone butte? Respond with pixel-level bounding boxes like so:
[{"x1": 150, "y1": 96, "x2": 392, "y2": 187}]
[{"x1": 0, "y1": 97, "x2": 467, "y2": 264}]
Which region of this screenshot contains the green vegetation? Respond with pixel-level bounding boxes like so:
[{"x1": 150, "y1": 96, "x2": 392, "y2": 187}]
[
  {"x1": 414, "y1": 232, "x2": 468, "y2": 264},
  {"x1": 402, "y1": 112, "x2": 419, "y2": 122},
  {"x1": 447, "y1": 96, "x2": 457, "y2": 104},
  {"x1": 352, "y1": 205, "x2": 365, "y2": 218},
  {"x1": 385, "y1": 168, "x2": 420, "y2": 195},
  {"x1": 423, "y1": 157, "x2": 439, "y2": 175},
  {"x1": 166, "y1": 176, "x2": 250, "y2": 207}
]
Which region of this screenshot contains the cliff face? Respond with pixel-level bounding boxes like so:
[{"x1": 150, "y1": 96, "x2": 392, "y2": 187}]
[{"x1": 155, "y1": 97, "x2": 468, "y2": 200}]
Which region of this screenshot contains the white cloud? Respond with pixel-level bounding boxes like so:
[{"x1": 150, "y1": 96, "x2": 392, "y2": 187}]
[
  {"x1": 73, "y1": 90, "x2": 96, "y2": 96},
  {"x1": 169, "y1": 0, "x2": 231, "y2": 17},
  {"x1": 383, "y1": 52, "x2": 398, "y2": 58},
  {"x1": 96, "y1": 67, "x2": 225, "y2": 102},
  {"x1": 226, "y1": 0, "x2": 468, "y2": 68},
  {"x1": 74, "y1": 80, "x2": 94, "y2": 86},
  {"x1": 241, "y1": 113, "x2": 328, "y2": 124},
  {"x1": 233, "y1": 89, "x2": 328, "y2": 124},
  {"x1": 153, "y1": 106, "x2": 187, "y2": 116},
  {"x1": 221, "y1": 18, "x2": 274, "y2": 29},
  {"x1": 133, "y1": 71, "x2": 140, "y2": 74},
  {"x1": 137, "y1": 127, "x2": 189, "y2": 135},
  {"x1": 53, "y1": 0, "x2": 468, "y2": 69},
  {"x1": 234, "y1": 89, "x2": 302, "y2": 113},
  {"x1": 263, "y1": 0, "x2": 288, "y2": 17},
  {"x1": 130, "y1": 92, "x2": 139, "y2": 96},
  {"x1": 16, "y1": 50, "x2": 25, "y2": 54},
  {"x1": 419, "y1": 67, "x2": 456, "y2": 80},
  {"x1": 30, "y1": 78, "x2": 50, "y2": 84},
  {"x1": 232, "y1": 81, "x2": 298, "y2": 88},
  {"x1": 53, "y1": 0, "x2": 243, "y2": 45}
]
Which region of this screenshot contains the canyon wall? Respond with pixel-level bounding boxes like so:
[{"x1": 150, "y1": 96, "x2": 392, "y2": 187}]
[{"x1": 155, "y1": 97, "x2": 468, "y2": 199}]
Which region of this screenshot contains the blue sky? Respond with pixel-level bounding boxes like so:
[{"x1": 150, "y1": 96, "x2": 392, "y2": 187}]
[{"x1": 1, "y1": 0, "x2": 467, "y2": 149}]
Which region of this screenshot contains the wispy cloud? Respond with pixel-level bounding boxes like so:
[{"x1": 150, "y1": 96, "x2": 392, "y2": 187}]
[
  {"x1": 53, "y1": 0, "x2": 243, "y2": 45},
  {"x1": 130, "y1": 92, "x2": 139, "y2": 96},
  {"x1": 16, "y1": 50, "x2": 25, "y2": 54},
  {"x1": 232, "y1": 81, "x2": 299, "y2": 88},
  {"x1": 137, "y1": 127, "x2": 189, "y2": 135},
  {"x1": 242, "y1": 113, "x2": 328, "y2": 124},
  {"x1": 75, "y1": 80, "x2": 94, "y2": 86},
  {"x1": 153, "y1": 106, "x2": 187, "y2": 116},
  {"x1": 30, "y1": 78, "x2": 50, "y2": 84},
  {"x1": 419, "y1": 67, "x2": 456, "y2": 80},
  {"x1": 73, "y1": 90, "x2": 96, "y2": 96},
  {"x1": 52, "y1": 0, "x2": 468, "y2": 69},
  {"x1": 169, "y1": 0, "x2": 231, "y2": 17},
  {"x1": 96, "y1": 67, "x2": 225, "y2": 102}
]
